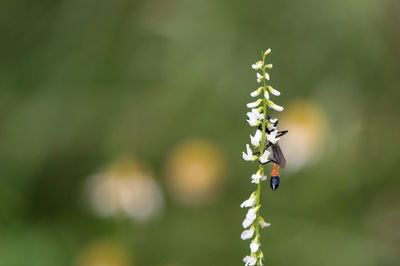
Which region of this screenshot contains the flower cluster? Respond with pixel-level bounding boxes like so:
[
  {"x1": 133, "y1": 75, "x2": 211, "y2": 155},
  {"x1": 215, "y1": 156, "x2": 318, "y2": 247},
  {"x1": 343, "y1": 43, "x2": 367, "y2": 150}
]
[{"x1": 240, "y1": 49, "x2": 285, "y2": 266}]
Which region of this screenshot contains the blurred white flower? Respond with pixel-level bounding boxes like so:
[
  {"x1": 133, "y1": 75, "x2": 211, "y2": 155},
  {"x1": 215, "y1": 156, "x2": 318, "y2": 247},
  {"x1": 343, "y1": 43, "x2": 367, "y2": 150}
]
[{"x1": 86, "y1": 159, "x2": 164, "y2": 223}]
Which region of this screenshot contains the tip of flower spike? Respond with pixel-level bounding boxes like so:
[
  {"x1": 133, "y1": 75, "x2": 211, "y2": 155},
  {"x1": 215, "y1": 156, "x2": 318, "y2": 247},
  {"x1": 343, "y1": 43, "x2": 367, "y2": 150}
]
[{"x1": 264, "y1": 48, "x2": 271, "y2": 57}]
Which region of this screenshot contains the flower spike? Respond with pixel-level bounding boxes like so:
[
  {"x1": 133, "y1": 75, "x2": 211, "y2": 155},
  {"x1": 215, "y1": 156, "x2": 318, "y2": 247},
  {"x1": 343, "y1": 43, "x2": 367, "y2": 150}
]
[{"x1": 240, "y1": 48, "x2": 289, "y2": 265}]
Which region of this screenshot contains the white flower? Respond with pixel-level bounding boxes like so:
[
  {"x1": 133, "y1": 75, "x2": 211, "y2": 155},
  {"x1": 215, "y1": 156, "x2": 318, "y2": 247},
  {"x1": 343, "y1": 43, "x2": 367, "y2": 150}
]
[
  {"x1": 243, "y1": 255, "x2": 257, "y2": 266},
  {"x1": 267, "y1": 85, "x2": 281, "y2": 96},
  {"x1": 256, "y1": 72, "x2": 263, "y2": 83},
  {"x1": 265, "y1": 64, "x2": 273, "y2": 69},
  {"x1": 242, "y1": 216, "x2": 255, "y2": 228},
  {"x1": 250, "y1": 129, "x2": 262, "y2": 147},
  {"x1": 267, "y1": 100, "x2": 284, "y2": 112},
  {"x1": 259, "y1": 252, "x2": 264, "y2": 266},
  {"x1": 250, "y1": 239, "x2": 260, "y2": 253},
  {"x1": 242, "y1": 144, "x2": 257, "y2": 161},
  {"x1": 266, "y1": 121, "x2": 277, "y2": 131},
  {"x1": 251, "y1": 170, "x2": 266, "y2": 184},
  {"x1": 247, "y1": 118, "x2": 261, "y2": 127},
  {"x1": 240, "y1": 193, "x2": 256, "y2": 208},
  {"x1": 264, "y1": 48, "x2": 271, "y2": 56},
  {"x1": 245, "y1": 207, "x2": 257, "y2": 220},
  {"x1": 257, "y1": 72, "x2": 270, "y2": 83},
  {"x1": 246, "y1": 111, "x2": 262, "y2": 127},
  {"x1": 248, "y1": 108, "x2": 264, "y2": 121},
  {"x1": 242, "y1": 207, "x2": 258, "y2": 228},
  {"x1": 247, "y1": 98, "x2": 262, "y2": 109},
  {"x1": 259, "y1": 217, "x2": 271, "y2": 228},
  {"x1": 264, "y1": 89, "x2": 269, "y2": 100},
  {"x1": 269, "y1": 118, "x2": 278, "y2": 124},
  {"x1": 251, "y1": 61, "x2": 263, "y2": 70},
  {"x1": 246, "y1": 108, "x2": 264, "y2": 127},
  {"x1": 241, "y1": 227, "x2": 255, "y2": 240},
  {"x1": 250, "y1": 87, "x2": 263, "y2": 97},
  {"x1": 259, "y1": 150, "x2": 271, "y2": 164},
  {"x1": 267, "y1": 130, "x2": 280, "y2": 144}
]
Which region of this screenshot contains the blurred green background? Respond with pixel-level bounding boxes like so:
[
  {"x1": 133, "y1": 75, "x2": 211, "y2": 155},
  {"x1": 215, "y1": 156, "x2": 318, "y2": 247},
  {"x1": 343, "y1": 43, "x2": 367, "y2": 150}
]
[{"x1": 1, "y1": 0, "x2": 400, "y2": 265}]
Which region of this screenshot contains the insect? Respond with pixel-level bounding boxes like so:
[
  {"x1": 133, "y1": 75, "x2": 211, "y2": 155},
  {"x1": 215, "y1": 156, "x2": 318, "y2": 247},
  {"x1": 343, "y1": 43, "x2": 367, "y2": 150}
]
[
  {"x1": 256, "y1": 117, "x2": 288, "y2": 190},
  {"x1": 270, "y1": 163, "x2": 280, "y2": 191}
]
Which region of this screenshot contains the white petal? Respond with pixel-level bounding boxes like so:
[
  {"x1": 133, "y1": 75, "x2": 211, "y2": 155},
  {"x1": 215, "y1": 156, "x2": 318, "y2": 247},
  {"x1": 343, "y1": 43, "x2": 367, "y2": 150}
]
[
  {"x1": 267, "y1": 130, "x2": 280, "y2": 144},
  {"x1": 267, "y1": 85, "x2": 281, "y2": 96},
  {"x1": 246, "y1": 207, "x2": 257, "y2": 219},
  {"x1": 266, "y1": 121, "x2": 277, "y2": 131},
  {"x1": 247, "y1": 99, "x2": 262, "y2": 109},
  {"x1": 256, "y1": 72, "x2": 262, "y2": 79},
  {"x1": 265, "y1": 64, "x2": 273, "y2": 69},
  {"x1": 250, "y1": 129, "x2": 262, "y2": 147},
  {"x1": 242, "y1": 152, "x2": 252, "y2": 161},
  {"x1": 251, "y1": 108, "x2": 264, "y2": 120},
  {"x1": 243, "y1": 256, "x2": 251, "y2": 263},
  {"x1": 250, "y1": 241, "x2": 260, "y2": 253},
  {"x1": 243, "y1": 255, "x2": 257, "y2": 266},
  {"x1": 259, "y1": 150, "x2": 271, "y2": 164},
  {"x1": 264, "y1": 90, "x2": 269, "y2": 100},
  {"x1": 240, "y1": 197, "x2": 256, "y2": 208},
  {"x1": 264, "y1": 48, "x2": 271, "y2": 56},
  {"x1": 247, "y1": 119, "x2": 261, "y2": 127},
  {"x1": 269, "y1": 118, "x2": 278, "y2": 124},
  {"x1": 264, "y1": 72, "x2": 270, "y2": 81},
  {"x1": 259, "y1": 217, "x2": 271, "y2": 228},
  {"x1": 246, "y1": 144, "x2": 252, "y2": 156},
  {"x1": 267, "y1": 100, "x2": 284, "y2": 112},
  {"x1": 241, "y1": 227, "x2": 255, "y2": 240},
  {"x1": 251, "y1": 171, "x2": 263, "y2": 184},
  {"x1": 242, "y1": 217, "x2": 255, "y2": 228},
  {"x1": 251, "y1": 61, "x2": 263, "y2": 70},
  {"x1": 250, "y1": 87, "x2": 263, "y2": 97}
]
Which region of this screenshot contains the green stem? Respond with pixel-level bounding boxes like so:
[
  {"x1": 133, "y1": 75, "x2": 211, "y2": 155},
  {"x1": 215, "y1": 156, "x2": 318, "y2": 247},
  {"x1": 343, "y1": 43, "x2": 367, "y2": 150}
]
[{"x1": 255, "y1": 53, "x2": 268, "y2": 266}]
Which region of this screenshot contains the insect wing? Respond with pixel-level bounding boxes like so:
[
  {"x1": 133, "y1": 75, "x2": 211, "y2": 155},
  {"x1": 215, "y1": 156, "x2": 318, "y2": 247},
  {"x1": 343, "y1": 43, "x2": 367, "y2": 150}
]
[{"x1": 273, "y1": 143, "x2": 286, "y2": 168}]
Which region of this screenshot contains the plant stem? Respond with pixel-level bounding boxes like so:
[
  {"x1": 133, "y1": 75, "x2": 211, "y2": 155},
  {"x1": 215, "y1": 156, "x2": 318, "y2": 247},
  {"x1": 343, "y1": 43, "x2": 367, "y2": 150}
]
[{"x1": 255, "y1": 53, "x2": 268, "y2": 266}]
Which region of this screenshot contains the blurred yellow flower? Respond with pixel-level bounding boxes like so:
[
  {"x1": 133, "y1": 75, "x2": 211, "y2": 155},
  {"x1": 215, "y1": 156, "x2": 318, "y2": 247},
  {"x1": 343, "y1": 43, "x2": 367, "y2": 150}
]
[
  {"x1": 77, "y1": 240, "x2": 132, "y2": 266},
  {"x1": 164, "y1": 138, "x2": 226, "y2": 205},
  {"x1": 279, "y1": 99, "x2": 329, "y2": 171}
]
